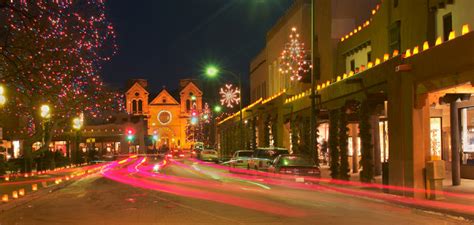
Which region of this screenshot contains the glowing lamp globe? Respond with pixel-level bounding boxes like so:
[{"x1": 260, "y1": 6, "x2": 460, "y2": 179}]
[
  {"x1": 0, "y1": 95, "x2": 6, "y2": 105},
  {"x1": 206, "y1": 66, "x2": 219, "y2": 78},
  {"x1": 40, "y1": 105, "x2": 51, "y2": 118}
]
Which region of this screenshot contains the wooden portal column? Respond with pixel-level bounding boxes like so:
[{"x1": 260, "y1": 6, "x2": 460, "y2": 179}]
[
  {"x1": 440, "y1": 94, "x2": 471, "y2": 186},
  {"x1": 350, "y1": 124, "x2": 359, "y2": 173},
  {"x1": 387, "y1": 70, "x2": 429, "y2": 198},
  {"x1": 371, "y1": 115, "x2": 382, "y2": 176}
]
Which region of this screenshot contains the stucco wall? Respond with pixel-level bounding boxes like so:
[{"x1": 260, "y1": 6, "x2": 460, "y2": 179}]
[{"x1": 435, "y1": 0, "x2": 474, "y2": 40}]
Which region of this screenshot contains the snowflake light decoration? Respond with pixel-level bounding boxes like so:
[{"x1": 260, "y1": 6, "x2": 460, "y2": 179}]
[
  {"x1": 219, "y1": 84, "x2": 240, "y2": 108},
  {"x1": 279, "y1": 27, "x2": 312, "y2": 81}
]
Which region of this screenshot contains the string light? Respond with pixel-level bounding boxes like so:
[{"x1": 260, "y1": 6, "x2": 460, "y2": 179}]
[
  {"x1": 1, "y1": 0, "x2": 123, "y2": 136},
  {"x1": 279, "y1": 27, "x2": 312, "y2": 82},
  {"x1": 219, "y1": 84, "x2": 240, "y2": 108}
]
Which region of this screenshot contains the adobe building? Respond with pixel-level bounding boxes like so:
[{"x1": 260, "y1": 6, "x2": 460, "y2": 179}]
[
  {"x1": 218, "y1": 0, "x2": 474, "y2": 199},
  {"x1": 125, "y1": 79, "x2": 203, "y2": 150}
]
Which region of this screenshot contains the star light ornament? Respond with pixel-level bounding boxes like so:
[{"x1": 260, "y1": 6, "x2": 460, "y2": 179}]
[
  {"x1": 279, "y1": 27, "x2": 312, "y2": 81},
  {"x1": 219, "y1": 84, "x2": 240, "y2": 108}
]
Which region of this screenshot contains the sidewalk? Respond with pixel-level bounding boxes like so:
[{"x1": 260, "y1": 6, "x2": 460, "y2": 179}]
[{"x1": 318, "y1": 165, "x2": 474, "y2": 221}]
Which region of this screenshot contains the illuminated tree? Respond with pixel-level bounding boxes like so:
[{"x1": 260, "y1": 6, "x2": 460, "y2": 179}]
[
  {"x1": 0, "y1": 0, "x2": 122, "y2": 171},
  {"x1": 279, "y1": 27, "x2": 311, "y2": 81},
  {"x1": 219, "y1": 84, "x2": 240, "y2": 108}
]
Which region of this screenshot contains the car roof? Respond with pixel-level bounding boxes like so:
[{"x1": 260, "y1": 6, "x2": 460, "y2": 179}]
[
  {"x1": 279, "y1": 154, "x2": 306, "y2": 157},
  {"x1": 256, "y1": 147, "x2": 289, "y2": 151}
]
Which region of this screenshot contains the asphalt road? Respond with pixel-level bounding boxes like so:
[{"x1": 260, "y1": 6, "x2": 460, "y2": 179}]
[{"x1": 0, "y1": 157, "x2": 471, "y2": 225}]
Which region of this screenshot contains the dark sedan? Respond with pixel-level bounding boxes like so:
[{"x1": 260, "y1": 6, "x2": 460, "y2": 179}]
[{"x1": 268, "y1": 154, "x2": 321, "y2": 180}]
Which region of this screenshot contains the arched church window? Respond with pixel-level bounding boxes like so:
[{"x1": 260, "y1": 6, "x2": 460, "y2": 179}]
[
  {"x1": 138, "y1": 100, "x2": 143, "y2": 113},
  {"x1": 132, "y1": 100, "x2": 137, "y2": 113},
  {"x1": 186, "y1": 100, "x2": 191, "y2": 112}
]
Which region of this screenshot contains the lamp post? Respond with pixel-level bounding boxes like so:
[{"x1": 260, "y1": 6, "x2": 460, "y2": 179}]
[
  {"x1": 205, "y1": 65, "x2": 244, "y2": 150},
  {"x1": 72, "y1": 117, "x2": 83, "y2": 164},
  {"x1": 0, "y1": 85, "x2": 6, "y2": 106},
  {"x1": 40, "y1": 104, "x2": 51, "y2": 147},
  {"x1": 0, "y1": 85, "x2": 6, "y2": 161},
  {"x1": 309, "y1": 0, "x2": 319, "y2": 165}
]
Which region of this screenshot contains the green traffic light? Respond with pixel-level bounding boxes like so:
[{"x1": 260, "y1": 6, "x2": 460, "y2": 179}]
[{"x1": 127, "y1": 135, "x2": 134, "y2": 141}]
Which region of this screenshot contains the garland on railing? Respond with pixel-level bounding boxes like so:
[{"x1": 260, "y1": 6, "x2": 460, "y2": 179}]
[
  {"x1": 290, "y1": 116, "x2": 300, "y2": 154},
  {"x1": 339, "y1": 107, "x2": 350, "y2": 181},
  {"x1": 329, "y1": 109, "x2": 340, "y2": 179},
  {"x1": 263, "y1": 116, "x2": 271, "y2": 147},
  {"x1": 251, "y1": 119, "x2": 257, "y2": 150},
  {"x1": 359, "y1": 101, "x2": 374, "y2": 183}
]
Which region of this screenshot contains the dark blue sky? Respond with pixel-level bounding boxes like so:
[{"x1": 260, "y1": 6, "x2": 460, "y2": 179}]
[{"x1": 102, "y1": 0, "x2": 294, "y2": 97}]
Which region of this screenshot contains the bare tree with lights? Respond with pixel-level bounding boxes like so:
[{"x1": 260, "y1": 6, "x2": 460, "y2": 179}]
[{"x1": 0, "y1": 0, "x2": 122, "y2": 172}]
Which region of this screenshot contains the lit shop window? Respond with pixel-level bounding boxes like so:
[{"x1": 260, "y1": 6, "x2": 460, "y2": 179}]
[
  {"x1": 430, "y1": 117, "x2": 442, "y2": 160},
  {"x1": 461, "y1": 107, "x2": 474, "y2": 165}
]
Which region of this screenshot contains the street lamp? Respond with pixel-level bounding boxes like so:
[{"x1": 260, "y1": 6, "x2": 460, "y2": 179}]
[
  {"x1": 205, "y1": 65, "x2": 244, "y2": 150},
  {"x1": 205, "y1": 66, "x2": 219, "y2": 78},
  {"x1": 40, "y1": 104, "x2": 51, "y2": 119},
  {"x1": 40, "y1": 104, "x2": 51, "y2": 148},
  {"x1": 214, "y1": 105, "x2": 222, "y2": 113},
  {"x1": 72, "y1": 116, "x2": 83, "y2": 164},
  {"x1": 0, "y1": 85, "x2": 6, "y2": 106},
  {"x1": 309, "y1": 0, "x2": 320, "y2": 165},
  {"x1": 72, "y1": 117, "x2": 83, "y2": 130}
]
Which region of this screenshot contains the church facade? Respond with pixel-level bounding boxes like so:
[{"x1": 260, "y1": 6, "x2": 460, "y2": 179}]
[{"x1": 125, "y1": 79, "x2": 203, "y2": 150}]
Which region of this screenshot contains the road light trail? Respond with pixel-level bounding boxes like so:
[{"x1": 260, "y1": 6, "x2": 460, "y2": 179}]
[{"x1": 101, "y1": 157, "x2": 308, "y2": 217}]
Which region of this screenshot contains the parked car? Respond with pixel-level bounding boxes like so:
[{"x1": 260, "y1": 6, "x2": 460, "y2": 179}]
[
  {"x1": 229, "y1": 150, "x2": 253, "y2": 168},
  {"x1": 199, "y1": 149, "x2": 219, "y2": 163},
  {"x1": 268, "y1": 154, "x2": 321, "y2": 180},
  {"x1": 247, "y1": 147, "x2": 289, "y2": 171},
  {"x1": 167, "y1": 149, "x2": 185, "y2": 159}
]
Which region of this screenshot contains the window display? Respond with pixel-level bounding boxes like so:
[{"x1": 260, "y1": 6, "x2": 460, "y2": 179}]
[{"x1": 430, "y1": 117, "x2": 442, "y2": 160}]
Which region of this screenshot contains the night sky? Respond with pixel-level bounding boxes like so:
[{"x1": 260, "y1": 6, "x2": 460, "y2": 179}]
[{"x1": 102, "y1": 0, "x2": 294, "y2": 103}]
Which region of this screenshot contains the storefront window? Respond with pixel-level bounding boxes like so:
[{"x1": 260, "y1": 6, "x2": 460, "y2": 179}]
[
  {"x1": 348, "y1": 137, "x2": 361, "y2": 156},
  {"x1": 461, "y1": 107, "x2": 474, "y2": 165},
  {"x1": 430, "y1": 117, "x2": 442, "y2": 160},
  {"x1": 379, "y1": 120, "x2": 389, "y2": 162}
]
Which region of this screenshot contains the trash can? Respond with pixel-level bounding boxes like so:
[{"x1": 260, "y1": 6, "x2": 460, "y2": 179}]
[
  {"x1": 382, "y1": 162, "x2": 389, "y2": 193},
  {"x1": 426, "y1": 160, "x2": 445, "y2": 200}
]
